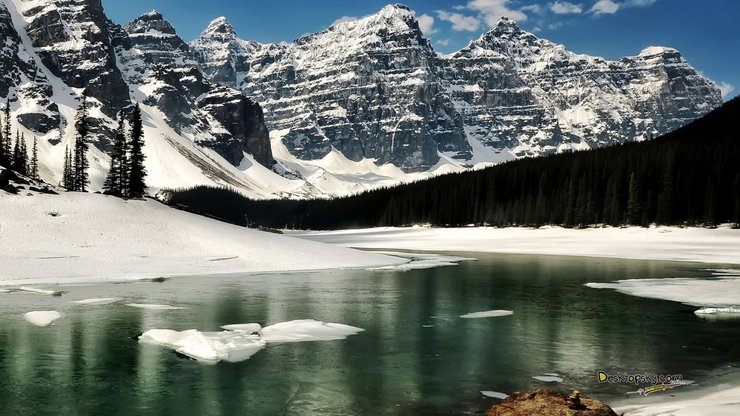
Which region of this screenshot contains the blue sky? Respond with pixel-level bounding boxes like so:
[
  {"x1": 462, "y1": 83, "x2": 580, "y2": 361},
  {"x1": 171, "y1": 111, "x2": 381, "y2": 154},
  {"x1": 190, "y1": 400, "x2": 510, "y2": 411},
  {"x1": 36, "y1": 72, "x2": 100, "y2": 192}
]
[{"x1": 102, "y1": 0, "x2": 739, "y2": 100}]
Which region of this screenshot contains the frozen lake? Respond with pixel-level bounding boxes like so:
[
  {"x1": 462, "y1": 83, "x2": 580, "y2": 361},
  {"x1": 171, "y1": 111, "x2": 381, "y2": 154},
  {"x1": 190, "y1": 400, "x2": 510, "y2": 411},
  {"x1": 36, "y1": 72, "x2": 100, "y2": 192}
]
[{"x1": 1, "y1": 252, "x2": 739, "y2": 415}]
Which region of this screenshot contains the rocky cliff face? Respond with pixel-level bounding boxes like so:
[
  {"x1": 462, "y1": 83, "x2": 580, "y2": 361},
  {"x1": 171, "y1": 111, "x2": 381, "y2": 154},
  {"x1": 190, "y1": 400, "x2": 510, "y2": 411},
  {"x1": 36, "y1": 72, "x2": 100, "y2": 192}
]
[
  {"x1": 193, "y1": 5, "x2": 468, "y2": 171},
  {"x1": 1, "y1": 0, "x2": 272, "y2": 166},
  {"x1": 0, "y1": 2, "x2": 59, "y2": 136},
  {"x1": 191, "y1": 7, "x2": 723, "y2": 170}
]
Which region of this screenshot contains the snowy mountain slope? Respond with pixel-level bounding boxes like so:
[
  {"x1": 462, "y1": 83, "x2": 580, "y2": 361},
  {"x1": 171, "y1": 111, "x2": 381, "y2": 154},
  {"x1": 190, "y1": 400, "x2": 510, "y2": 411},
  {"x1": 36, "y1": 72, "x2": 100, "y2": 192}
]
[
  {"x1": 192, "y1": 5, "x2": 723, "y2": 170},
  {"x1": 0, "y1": 1, "x2": 724, "y2": 200}
]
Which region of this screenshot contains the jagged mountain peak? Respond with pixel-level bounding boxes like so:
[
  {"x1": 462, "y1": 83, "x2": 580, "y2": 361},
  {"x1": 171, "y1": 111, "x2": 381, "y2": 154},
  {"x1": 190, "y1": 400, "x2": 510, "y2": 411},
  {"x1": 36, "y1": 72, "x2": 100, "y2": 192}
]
[
  {"x1": 638, "y1": 45, "x2": 680, "y2": 57},
  {"x1": 125, "y1": 10, "x2": 177, "y2": 35},
  {"x1": 202, "y1": 16, "x2": 236, "y2": 37}
]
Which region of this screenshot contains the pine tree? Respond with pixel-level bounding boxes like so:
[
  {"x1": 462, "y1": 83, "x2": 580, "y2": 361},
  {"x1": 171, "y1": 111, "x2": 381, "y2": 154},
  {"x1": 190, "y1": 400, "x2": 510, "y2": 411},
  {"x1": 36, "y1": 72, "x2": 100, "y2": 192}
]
[
  {"x1": 0, "y1": 115, "x2": 5, "y2": 167},
  {"x1": 127, "y1": 104, "x2": 147, "y2": 198},
  {"x1": 18, "y1": 132, "x2": 28, "y2": 175},
  {"x1": 625, "y1": 172, "x2": 642, "y2": 225},
  {"x1": 103, "y1": 112, "x2": 128, "y2": 197},
  {"x1": 30, "y1": 137, "x2": 39, "y2": 180},
  {"x1": 733, "y1": 172, "x2": 740, "y2": 228},
  {"x1": 11, "y1": 135, "x2": 21, "y2": 172},
  {"x1": 3, "y1": 97, "x2": 11, "y2": 164},
  {"x1": 73, "y1": 91, "x2": 90, "y2": 192},
  {"x1": 63, "y1": 145, "x2": 74, "y2": 190}
]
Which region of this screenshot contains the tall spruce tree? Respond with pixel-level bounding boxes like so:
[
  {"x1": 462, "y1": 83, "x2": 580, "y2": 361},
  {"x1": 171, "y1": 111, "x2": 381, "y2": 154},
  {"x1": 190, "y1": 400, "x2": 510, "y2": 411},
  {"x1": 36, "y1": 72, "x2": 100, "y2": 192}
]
[
  {"x1": 3, "y1": 97, "x2": 11, "y2": 164},
  {"x1": 733, "y1": 172, "x2": 740, "y2": 227},
  {"x1": 30, "y1": 137, "x2": 39, "y2": 180},
  {"x1": 18, "y1": 133, "x2": 28, "y2": 175},
  {"x1": 63, "y1": 145, "x2": 74, "y2": 190},
  {"x1": 103, "y1": 112, "x2": 128, "y2": 197},
  {"x1": 11, "y1": 135, "x2": 21, "y2": 172},
  {"x1": 127, "y1": 104, "x2": 147, "y2": 198},
  {"x1": 0, "y1": 114, "x2": 5, "y2": 167},
  {"x1": 73, "y1": 91, "x2": 90, "y2": 192}
]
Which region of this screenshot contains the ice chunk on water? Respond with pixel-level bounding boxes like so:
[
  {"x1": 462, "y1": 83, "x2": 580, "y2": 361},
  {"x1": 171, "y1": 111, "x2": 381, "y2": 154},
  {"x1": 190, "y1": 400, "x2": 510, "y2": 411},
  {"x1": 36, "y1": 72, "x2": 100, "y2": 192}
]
[
  {"x1": 368, "y1": 251, "x2": 474, "y2": 271},
  {"x1": 24, "y1": 311, "x2": 62, "y2": 327},
  {"x1": 533, "y1": 374, "x2": 563, "y2": 382},
  {"x1": 139, "y1": 319, "x2": 363, "y2": 363},
  {"x1": 140, "y1": 329, "x2": 266, "y2": 363},
  {"x1": 127, "y1": 303, "x2": 185, "y2": 310},
  {"x1": 19, "y1": 287, "x2": 63, "y2": 296},
  {"x1": 221, "y1": 323, "x2": 262, "y2": 333},
  {"x1": 461, "y1": 310, "x2": 514, "y2": 319},
  {"x1": 481, "y1": 391, "x2": 509, "y2": 399},
  {"x1": 0, "y1": 289, "x2": 9, "y2": 293},
  {"x1": 694, "y1": 307, "x2": 740, "y2": 318},
  {"x1": 72, "y1": 298, "x2": 119, "y2": 305},
  {"x1": 260, "y1": 319, "x2": 364, "y2": 343}
]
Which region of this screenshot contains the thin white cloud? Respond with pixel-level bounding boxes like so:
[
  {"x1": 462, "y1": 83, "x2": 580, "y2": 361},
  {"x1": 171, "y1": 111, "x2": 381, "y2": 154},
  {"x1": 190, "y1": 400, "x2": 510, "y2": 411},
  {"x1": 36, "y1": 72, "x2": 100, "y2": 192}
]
[
  {"x1": 436, "y1": 38, "x2": 451, "y2": 46},
  {"x1": 437, "y1": 10, "x2": 482, "y2": 32},
  {"x1": 466, "y1": 0, "x2": 529, "y2": 26},
  {"x1": 551, "y1": 1, "x2": 583, "y2": 14},
  {"x1": 717, "y1": 82, "x2": 735, "y2": 100},
  {"x1": 626, "y1": 0, "x2": 658, "y2": 6},
  {"x1": 590, "y1": 0, "x2": 619, "y2": 15},
  {"x1": 417, "y1": 14, "x2": 437, "y2": 34},
  {"x1": 331, "y1": 16, "x2": 357, "y2": 26}
]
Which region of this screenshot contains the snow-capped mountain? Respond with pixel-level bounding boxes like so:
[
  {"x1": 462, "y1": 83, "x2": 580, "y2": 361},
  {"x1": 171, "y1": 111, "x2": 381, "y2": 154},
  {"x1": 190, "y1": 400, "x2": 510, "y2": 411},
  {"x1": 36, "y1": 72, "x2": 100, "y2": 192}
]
[
  {"x1": 0, "y1": 1, "x2": 724, "y2": 199},
  {"x1": 192, "y1": 5, "x2": 723, "y2": 171}
]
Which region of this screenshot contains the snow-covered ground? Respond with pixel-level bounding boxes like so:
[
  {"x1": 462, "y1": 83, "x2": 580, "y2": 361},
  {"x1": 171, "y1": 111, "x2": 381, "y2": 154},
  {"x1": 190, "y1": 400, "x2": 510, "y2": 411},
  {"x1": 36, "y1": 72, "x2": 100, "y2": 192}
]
[
  {"x1": 289, "y1": 226, "x2": 740, "y2": 265},
  {"x1": 0, "y1": 193, "x2": 403, "y2": 286}
]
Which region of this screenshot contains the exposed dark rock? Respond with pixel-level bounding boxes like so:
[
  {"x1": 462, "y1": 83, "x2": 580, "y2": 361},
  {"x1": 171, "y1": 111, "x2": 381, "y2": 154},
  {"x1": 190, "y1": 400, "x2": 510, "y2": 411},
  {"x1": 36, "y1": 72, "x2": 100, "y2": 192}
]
[{"x1": 486, "y1": 390, "x2": 617, "y2": 416}]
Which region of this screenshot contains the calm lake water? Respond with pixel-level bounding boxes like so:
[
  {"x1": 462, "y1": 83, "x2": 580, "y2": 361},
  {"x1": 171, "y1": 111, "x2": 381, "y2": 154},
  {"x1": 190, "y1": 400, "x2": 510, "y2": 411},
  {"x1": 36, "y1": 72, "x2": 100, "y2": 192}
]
[{"x1": 1, "y1": 252, "x2": 739, "y2": 415}]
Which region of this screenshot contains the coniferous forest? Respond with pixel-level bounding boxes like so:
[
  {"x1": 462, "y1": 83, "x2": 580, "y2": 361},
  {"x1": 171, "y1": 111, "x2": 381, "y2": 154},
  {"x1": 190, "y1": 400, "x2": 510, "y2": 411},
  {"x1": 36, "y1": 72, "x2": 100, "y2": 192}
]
[{"x1": 167, "y1": 97, "x2": 740, "y2": 230}]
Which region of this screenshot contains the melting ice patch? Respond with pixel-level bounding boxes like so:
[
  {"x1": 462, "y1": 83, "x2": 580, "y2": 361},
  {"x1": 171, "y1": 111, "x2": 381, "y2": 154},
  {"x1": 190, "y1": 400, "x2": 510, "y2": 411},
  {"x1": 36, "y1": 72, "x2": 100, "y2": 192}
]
[
  {"x1": 368, "y1": 251, "x2": 474, "y2": 271},
  {"x1": 24, "y1": 311, "x2": 62, "y2": 327},
  {"x1": 18, "y1": 287, "x2": 64, "y2": 296},
  {"x1": 481, "y1": 391, "x2": 509, "y2": 399},
  {"x1": 694, "y1": 307, "x2": 740, "y2": 318},
  {"x1": 127, "y1": 303, "x2": 185, "y2": 310},
  {"x1": 73, "y1": 298, "x2": 119, "y2": 305},
  {"x1": 533, "y1": 373, "x2": 563, "y2": 383},
  {"x1": 140, "y1": 319, "x2": 363, "y2": 363},
  {"x1": 586, "y1": 269, "x2": 740, "y2": 312},
  {"x1": 461, "y1": 310, "x2": 514, "y2": 319}
]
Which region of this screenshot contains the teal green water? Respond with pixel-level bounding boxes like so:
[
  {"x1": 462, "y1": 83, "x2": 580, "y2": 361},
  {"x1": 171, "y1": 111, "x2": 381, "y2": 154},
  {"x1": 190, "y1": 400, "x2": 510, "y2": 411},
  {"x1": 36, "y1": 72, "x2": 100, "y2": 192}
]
[{"x1": 1, "y1": 253, "x2": 739, "y2": 415}]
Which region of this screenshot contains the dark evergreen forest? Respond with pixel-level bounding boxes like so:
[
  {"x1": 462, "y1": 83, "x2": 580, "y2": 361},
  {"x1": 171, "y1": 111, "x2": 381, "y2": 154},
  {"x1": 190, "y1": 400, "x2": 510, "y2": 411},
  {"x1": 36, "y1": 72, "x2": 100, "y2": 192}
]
[{"x1": 166, "y1": 97, "x2": 740, "y2": 230}]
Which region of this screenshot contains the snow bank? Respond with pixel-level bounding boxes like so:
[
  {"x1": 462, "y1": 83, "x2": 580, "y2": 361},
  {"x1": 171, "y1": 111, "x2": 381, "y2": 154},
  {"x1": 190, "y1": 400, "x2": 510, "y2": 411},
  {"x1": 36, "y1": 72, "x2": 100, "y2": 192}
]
[
  {"x1": 460, "y1": 310, "x2": 514, "y2": 319},
  {"x1": 586, "y1": 269, "x2": 740, "y2": 309},
  {"x1": 289, "y1": 226, "x2": 740, "y2": 265},
  {"x1": 0, "y1": 193, "x2": 403, "y2": 285},
  {"x1": 140, "y1": 319, "x2": 363, "y2": 363},
  {"x1": 23, "y1": 311, "x2": 62, "y2": 327},
  {"x1": 615, "y1": 384, "x2": 740, "y2": 416},
  {"x1": 694, "y1": 307, "x2": 740, "y2": 317}
]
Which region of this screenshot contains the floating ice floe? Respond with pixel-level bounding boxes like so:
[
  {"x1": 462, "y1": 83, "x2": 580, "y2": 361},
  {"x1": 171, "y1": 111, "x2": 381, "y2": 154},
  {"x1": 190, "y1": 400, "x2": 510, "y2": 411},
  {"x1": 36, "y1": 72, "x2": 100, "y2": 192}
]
[
  {"x1": 481, "y1": 391, "x2": 509, "y2": 399},
  {"x1": 140, "y1": 319, "x2": 363, "y2": 363},
  {"x1": 0, "y1": 289, "x2": 9, "y2": 293},
  {"x1": 368, "y1": 251, "x2": 474, "y2": 271},
  {"x1": 694, "y1": 307, "x2": 740, "y2": 317},
  {"x1": 127, "y1": 303, "x2": 185, "y2": 310},
  {"x1": 24, "y1": 311, "x2": 62, "y2": 327},
  {"x1": 18, "y1": 286, "x2": 64, "y2": 296},
  {"x1": 461, "y1": 310, "x2": 514, "y2": 319},
  {"x1": 533, "y1": 374, "x2": 564, "y2": 383},
  {"x1": 72, "y1": 298, "x2": 119, "y2": 305},
  {"x1": 585, "y1": 269, "x2": 740, "y2": 308}
]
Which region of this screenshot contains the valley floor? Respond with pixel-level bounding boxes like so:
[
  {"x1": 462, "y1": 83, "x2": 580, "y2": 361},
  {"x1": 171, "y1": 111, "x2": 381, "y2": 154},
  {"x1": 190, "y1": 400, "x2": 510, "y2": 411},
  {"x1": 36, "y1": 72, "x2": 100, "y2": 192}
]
[
  {"x1": 0, "y1": 192, "x2": 402, "y2": 286},
  {"x1": 289, "y1": 225, "x2": 740, "y2": 266}
]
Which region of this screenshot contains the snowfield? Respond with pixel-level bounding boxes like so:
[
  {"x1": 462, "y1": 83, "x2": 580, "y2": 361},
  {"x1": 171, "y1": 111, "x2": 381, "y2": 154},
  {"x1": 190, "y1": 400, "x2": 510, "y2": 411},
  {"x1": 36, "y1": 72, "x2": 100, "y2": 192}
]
[
  {"x1": 290, "y1": 226, "x2": 740, "y2": 265},
  {"x1": 0, "y1": 193, "x2": 403, "y2": 285}
]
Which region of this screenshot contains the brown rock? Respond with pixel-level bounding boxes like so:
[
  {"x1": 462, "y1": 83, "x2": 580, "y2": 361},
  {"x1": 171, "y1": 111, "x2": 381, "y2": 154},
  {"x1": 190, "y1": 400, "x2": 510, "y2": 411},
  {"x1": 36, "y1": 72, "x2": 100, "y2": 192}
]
[{"x1": 486, "y1": 389, "x2": 617, "y2": 416}]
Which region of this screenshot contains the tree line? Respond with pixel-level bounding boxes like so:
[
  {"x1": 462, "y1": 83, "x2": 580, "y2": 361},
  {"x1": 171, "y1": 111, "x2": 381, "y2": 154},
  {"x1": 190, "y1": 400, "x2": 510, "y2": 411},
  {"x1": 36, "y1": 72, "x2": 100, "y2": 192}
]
[
  {"x1": 0, "y1": 98, "x2": 40, "y2": 180},
  {"x1": 0, "y1": 91, "x2": 148, "y2": 198},
  {"x1": 166, "y1": 97, "x2": 740, "y2": 229}
]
